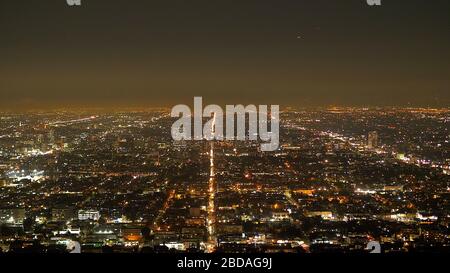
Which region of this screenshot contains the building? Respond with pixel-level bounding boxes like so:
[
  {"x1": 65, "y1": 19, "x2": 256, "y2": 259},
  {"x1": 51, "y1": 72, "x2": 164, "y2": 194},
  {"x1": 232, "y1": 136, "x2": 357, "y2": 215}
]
[
  {"x1": 367, "y1": 131, "x2": 378, "y2": 149},
  {"x1": 121, "y1": 227, "x2": 143, "y2": 244},
  {"x1": 0, "y1": 208, "x2": 26, "y2": 224},
  {"x1": 305, "y1": 211, "x2": 333, "y2": 220},
  {"x1": 217, "y1": 224, "x2": 243, "y2": 235},
  {"x1": 189, "y1": 207, "x2": 201, "y2": 217},
  {"x1": 271, "y1": 211, "x2": 291, "y2": 222},
  {"x1": 0, "y1": 178, "x2": 8, "y2": 187},
  {"x1": 181, "y1": 226, "x2": 206, "y2": 248},
  {"x1": 48, "y1": 129, "x2": 56, "y2": 144},
  {"x1": 78, "y1": 210, "x2": 100, "y2": 221}
]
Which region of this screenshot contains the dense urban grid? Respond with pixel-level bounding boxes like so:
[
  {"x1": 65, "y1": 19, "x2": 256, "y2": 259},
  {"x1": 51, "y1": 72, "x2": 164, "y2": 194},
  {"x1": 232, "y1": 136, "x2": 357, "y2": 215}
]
[{"x1": 0, "y1": 108, "x2": 448, "y2": 253}]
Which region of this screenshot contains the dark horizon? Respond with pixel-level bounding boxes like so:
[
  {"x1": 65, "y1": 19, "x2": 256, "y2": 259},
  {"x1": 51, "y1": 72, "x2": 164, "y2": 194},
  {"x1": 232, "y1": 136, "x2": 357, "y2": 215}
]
[{"x1": 1, "y1": 0, "x2": 449, "y2": 109}]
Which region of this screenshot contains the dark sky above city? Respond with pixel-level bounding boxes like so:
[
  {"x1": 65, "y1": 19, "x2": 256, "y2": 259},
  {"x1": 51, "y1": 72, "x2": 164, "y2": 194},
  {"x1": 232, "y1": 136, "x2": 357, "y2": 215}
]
[{"x1": 0, "y1": 0, "x2": 449, "y2": 109}]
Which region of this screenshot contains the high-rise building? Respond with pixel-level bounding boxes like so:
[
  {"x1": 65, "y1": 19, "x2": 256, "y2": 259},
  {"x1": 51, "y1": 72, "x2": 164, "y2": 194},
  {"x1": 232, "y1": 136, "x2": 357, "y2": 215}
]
[
  {"x1": 0, "y1": 174, "x2": 8, "y2": 187},
  {"x1": 367, "y1": 131, "x2": 378, "y2": 149},
  {"x1": 48, "y1": 129, "x2": 55, "y2": 144}
]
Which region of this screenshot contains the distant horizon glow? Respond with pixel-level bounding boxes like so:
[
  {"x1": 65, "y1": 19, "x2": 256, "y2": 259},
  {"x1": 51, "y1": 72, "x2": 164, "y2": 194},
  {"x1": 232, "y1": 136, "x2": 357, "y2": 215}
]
[{"x1": 0, "y1": 0, "x2": 449, "y2": 109}]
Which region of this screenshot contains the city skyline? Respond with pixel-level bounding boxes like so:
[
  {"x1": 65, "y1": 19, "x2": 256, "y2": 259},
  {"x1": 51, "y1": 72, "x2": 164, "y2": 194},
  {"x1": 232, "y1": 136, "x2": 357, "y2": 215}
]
[
  {"x1": 0, "y1": 108, "x2": 448, "y2": 253},
  {"x1": 0, "y1": 0, "x2": 448, "y2": 257}
]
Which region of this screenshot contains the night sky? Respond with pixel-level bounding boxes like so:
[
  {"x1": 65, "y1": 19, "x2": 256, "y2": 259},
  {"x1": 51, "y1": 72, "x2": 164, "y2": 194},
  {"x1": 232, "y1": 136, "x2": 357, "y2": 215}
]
[{"x1": 0, "y1": 0, "x2": 449, "y2": 109}]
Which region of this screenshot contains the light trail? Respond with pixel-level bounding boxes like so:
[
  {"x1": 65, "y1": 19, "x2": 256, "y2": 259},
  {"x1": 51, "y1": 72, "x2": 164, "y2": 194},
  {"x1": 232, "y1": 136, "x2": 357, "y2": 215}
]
[{"x1": 47, "y1": 115, "x2": 98, "y2": 126}]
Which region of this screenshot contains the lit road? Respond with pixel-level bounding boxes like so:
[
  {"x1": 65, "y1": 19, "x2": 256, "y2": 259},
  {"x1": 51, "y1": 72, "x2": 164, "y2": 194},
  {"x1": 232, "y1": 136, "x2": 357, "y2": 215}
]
[
  {"x1": 152, "y1": 189, "x2": 175, "y2": 232},
  {"x1": 47, "y1": 116, "x2": 98, "y2": 126},
  {"x1": 206, "y1": 114, "x2": 217, "y2": 253},
  {"x1": 284, "y1": 190, "x2": 300, "y2": 209}
]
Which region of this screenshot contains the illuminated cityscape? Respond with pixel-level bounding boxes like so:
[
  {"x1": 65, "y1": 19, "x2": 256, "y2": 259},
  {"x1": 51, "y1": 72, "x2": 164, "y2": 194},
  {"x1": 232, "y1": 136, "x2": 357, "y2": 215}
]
[
  {"x1": 0, "y1": 0, "x2": 448, "y2": 260},
  {"x1": 0, "y1": 107, "x2": 448, "y2": 253}
]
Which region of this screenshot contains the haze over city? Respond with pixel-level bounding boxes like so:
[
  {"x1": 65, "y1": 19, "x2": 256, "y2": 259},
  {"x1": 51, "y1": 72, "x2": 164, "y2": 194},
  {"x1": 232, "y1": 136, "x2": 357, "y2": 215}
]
[{"x1": 0, "y1": 0, "x2": 449, "y2": 109}]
